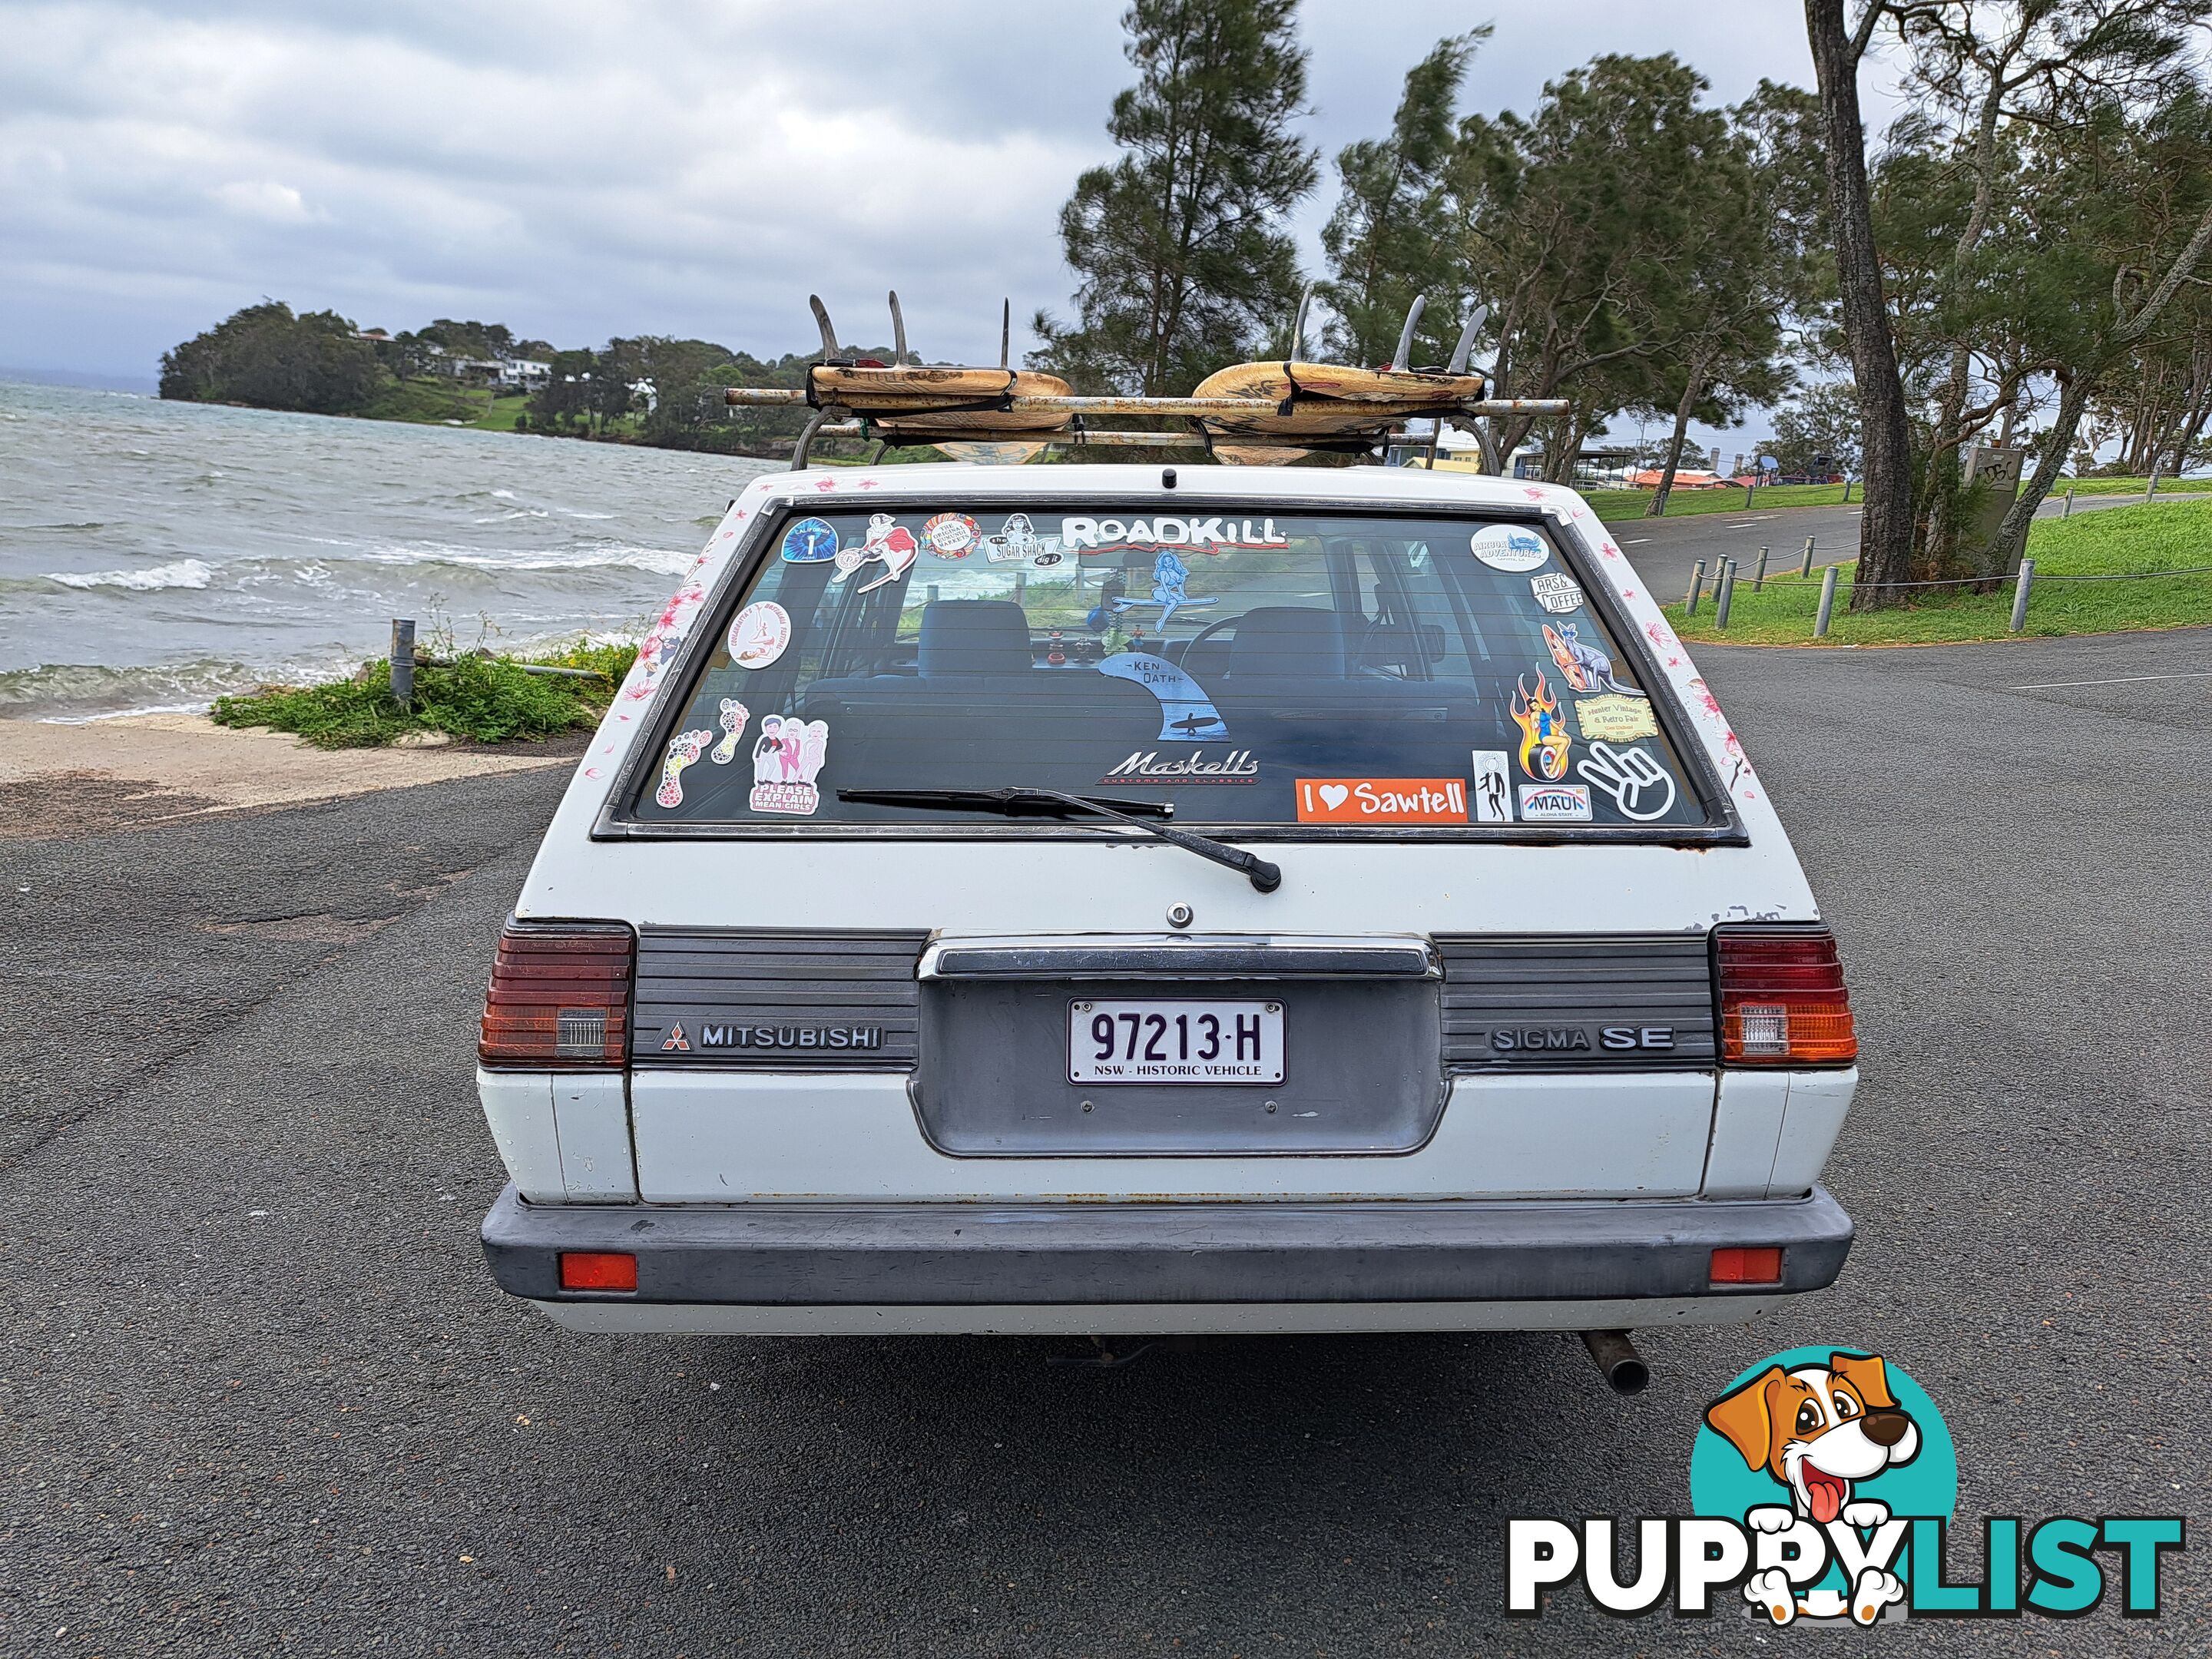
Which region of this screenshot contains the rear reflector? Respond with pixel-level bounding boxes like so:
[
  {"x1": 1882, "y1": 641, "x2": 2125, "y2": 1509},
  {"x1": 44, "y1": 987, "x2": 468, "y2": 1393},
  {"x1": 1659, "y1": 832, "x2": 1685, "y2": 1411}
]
[
  {"x1": 1710, "y1": 1246, "x2": 1784, "y2": 1286},
  {"x1": 480, "y1": 920, "x2": 634, "y2": 1068},
  {"x1": 558, "y1": 1251, "x2": 637, "y2": 1292},
  {"x1": 1714, "y1": 926, "x2": 1856, "y2": 1066}
]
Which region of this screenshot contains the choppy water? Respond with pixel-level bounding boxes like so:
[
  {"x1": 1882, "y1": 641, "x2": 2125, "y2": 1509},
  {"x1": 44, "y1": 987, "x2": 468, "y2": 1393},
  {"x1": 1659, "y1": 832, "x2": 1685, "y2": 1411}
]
[{"x1": 0, "y1": 379, "x2": 774, "y2": 719}]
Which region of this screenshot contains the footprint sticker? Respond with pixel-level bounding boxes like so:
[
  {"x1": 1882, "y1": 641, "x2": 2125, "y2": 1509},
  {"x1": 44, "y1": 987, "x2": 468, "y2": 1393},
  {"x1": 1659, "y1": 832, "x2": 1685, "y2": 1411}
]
[
  {"x1": 657, "y1": 728, "x2": 714, "y2": 807},
  {"x1": 710, "y1": 698, "x2": 750, "y2": 764}
]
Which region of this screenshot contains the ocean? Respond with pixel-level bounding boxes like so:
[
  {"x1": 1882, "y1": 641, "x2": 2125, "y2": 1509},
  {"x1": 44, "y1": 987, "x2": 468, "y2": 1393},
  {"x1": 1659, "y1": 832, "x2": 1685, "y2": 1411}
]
[{"x1": 0, "y1": 379, "x2": 776, "y2": 720}]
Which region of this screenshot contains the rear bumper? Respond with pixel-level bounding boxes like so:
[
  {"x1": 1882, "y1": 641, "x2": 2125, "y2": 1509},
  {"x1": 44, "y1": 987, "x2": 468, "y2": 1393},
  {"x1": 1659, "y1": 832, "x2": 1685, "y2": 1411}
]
[{"x1": 478, "y1": 1184, "x2": 1852, "y2": 1327}]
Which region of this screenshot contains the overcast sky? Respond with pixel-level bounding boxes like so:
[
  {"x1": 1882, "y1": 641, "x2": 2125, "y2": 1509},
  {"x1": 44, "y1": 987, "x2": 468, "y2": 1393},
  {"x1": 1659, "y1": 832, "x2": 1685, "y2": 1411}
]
[{"x1": 2, "y1": 2, "x2": 1903, "y2": 445}]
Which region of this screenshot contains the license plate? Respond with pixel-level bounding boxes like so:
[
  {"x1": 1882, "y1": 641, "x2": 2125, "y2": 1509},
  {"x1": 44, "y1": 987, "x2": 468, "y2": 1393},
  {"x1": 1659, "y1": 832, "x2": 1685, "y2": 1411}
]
[{"x1": 1068, "y1": 999, "x2": 1284, "y2": 1084}]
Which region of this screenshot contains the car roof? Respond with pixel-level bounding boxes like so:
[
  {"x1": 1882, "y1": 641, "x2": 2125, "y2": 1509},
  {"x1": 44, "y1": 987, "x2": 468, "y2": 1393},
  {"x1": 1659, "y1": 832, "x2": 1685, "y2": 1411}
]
[{"x1": 760, "y1": 463, "x2": 1572, "y2": 511}]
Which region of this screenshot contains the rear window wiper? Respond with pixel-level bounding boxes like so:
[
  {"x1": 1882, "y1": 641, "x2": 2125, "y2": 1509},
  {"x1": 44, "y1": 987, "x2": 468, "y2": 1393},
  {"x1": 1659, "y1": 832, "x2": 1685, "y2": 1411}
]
[{"x1": 836, "y1": 786, "x2": 1283, "y2": 894}]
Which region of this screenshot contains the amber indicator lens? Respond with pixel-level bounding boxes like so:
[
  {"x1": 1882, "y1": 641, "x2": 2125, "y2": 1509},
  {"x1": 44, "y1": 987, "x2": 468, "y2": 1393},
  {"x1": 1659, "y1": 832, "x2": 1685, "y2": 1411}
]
[
  {"x1": 479, "y1": 922, "x2": 634, "y2": 1068},
  {"x1": 1714, "y1": 926, "x2": 1856, "y2": 1065},
  {"x1": 1710, "y1": 1246, "x2": 1784, "y2": 1285},
  {"x1": 558, "y1": 1251, "x2": 638, "y2": 1292}
]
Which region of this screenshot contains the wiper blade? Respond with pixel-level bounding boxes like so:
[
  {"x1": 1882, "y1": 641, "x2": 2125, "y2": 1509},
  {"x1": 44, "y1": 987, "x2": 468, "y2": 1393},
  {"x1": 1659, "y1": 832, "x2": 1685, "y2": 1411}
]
[{"x1": 836, "y1": 786, "x2": 1283, "y2": 894}]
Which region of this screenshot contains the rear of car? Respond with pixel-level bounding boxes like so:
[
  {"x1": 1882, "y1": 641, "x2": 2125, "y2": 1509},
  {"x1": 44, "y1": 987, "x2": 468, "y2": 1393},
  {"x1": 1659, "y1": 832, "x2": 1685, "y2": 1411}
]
[{"x1": 475, "y1": 464, "x2": 1859, "y2": 1338}]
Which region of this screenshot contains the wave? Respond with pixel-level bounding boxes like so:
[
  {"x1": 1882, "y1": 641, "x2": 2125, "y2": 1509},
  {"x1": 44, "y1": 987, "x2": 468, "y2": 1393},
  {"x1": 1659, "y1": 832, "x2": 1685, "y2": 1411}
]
[
  {"x1": 354, "y1": 542, "x2": 695, "y2": 577},
  {"x1": 47, "y1": 558, "x2": 215, "y2": 591},
  {"x1": 0, "y1": 656, "x2": 281, "y2": 716}
]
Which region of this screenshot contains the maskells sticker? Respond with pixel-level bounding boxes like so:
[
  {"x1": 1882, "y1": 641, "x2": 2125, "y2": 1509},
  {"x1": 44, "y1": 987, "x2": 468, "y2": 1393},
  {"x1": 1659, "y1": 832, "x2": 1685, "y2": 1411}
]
[
  {"x1": 727, "y1": 601, "x2": 792, "y2": 669},
  {"x1": 1470, "y1": 524, "x2": 1551, "y2": 572},
  {"x1": 1516, "y1": 783, "x2": 1591, "y2": 822},
  {"x1": 780, "y1": 516, "x2": 839, "y2": 564},
  {"x1": 1470, "y1": 750, "x2": 1513, "y2": 822}
]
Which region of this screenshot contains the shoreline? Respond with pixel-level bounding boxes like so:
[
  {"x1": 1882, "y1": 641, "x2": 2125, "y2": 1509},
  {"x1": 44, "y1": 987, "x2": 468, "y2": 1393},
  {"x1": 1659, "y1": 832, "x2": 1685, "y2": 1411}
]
[{"x1": 0, "y1": 711, "x2": 581, "y2": 838}]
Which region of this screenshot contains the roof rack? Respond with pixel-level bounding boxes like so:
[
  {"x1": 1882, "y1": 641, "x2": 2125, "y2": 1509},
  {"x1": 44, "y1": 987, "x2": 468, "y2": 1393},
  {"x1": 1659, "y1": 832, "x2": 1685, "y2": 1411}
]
[{"x1": 724, "y1": 293, "x2": 1569, "y2": 468}]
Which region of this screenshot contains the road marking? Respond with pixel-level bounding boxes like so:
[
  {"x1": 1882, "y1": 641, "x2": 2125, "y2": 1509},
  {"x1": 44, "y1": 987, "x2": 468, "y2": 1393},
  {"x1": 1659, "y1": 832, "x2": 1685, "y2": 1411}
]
[
  {"x1": 1623, "y1": 537, "x2": 1651, "y2": 545},
  {"x1": 2012, "y1": 671, "x2": 2212, "y2": 690}
]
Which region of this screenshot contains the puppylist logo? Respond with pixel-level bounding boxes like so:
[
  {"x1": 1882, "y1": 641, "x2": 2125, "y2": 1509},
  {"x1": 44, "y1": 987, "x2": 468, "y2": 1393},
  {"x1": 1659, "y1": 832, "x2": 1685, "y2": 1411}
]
[{"x1": 1506, "y1": 1347, "x2": 2184, "y2": 1625}]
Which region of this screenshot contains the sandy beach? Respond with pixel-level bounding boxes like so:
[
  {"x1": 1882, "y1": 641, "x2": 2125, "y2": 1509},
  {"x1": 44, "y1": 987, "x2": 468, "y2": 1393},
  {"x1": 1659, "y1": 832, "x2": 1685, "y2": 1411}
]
[{"x1": 0, "y1": 712, "x2": 581, "y2": 836}]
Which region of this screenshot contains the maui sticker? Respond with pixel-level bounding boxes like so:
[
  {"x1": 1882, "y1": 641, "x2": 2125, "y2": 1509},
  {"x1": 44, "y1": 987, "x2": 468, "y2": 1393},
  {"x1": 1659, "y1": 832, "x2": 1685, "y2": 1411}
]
[
  {"x1": 780, "y1": 516, "x2": 839, "y2": 564},
  {"x1": 656, "y1": 727, "x2": 714, "y2": 807},
  {"x1": 748, "y1": 715, "x2": 830, "y2": 815},
  {"x1": 1096, "y1": 651, "x2": 1227, "y2": 741},
  {"x1": 1511, "y1": 670, "x2": 1572, "y2": 781},
  {"x1": 922, "y1": 512, "x2": 980, "y2": 557},
  {"x1": 1471, "y1": 750, "x2": 1514, "y2": 823},
  {"x1": 1577, "y1": 740, "x2": 1677, "y2": 821},
  {"x1": 835, "y1": 513, "x2": 920, "y2": 593},
  {"x1": 1575, "y1": 693, "x2": 1660, "y2": 743},
  {"x1": 1544, "y1": 621, "x2": 1644, "y2": 697},
  {"x1": 1296, "y1": 778, "x2": 1468, "y2": 824},
  {"x1": 1530, "y1": 571, "x2": 1584, "y2": 614},
  {"x1": 1516, "y1": 783, "x2": 1591, "y2": 822},
  {"x1": 1471, "y1": 524, "x2": 1550, "y2": 572},
  {"x1": 727, "y1": 601, "x2": 791, "y2": 669},
  {"x1": 710, "y1": 698, "x2": 750, "y2": 764},
  {"x1": 983, "y1": 513, "x2": 1040, "y2": 561}
]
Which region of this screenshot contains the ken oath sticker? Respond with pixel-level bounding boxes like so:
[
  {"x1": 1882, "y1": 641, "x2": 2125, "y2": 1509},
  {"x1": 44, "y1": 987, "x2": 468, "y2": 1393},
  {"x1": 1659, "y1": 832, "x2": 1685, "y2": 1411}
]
[{"x1": 1471, "y1": 524, "x2": 1551, "y2": 572}]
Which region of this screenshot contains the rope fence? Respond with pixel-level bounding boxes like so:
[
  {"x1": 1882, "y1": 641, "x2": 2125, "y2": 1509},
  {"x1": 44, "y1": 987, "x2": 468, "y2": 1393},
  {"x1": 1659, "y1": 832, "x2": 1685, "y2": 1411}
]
[{"x1": 1678, "y1": 543, "x2": 2212, "y2": 637}]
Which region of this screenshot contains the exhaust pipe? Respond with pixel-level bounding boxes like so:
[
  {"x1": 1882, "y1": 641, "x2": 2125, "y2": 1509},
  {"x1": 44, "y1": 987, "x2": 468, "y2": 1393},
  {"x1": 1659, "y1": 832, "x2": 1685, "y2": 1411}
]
[{"x1": 1580, "y1": 1330, "x2": 1650, "y2": 1396}]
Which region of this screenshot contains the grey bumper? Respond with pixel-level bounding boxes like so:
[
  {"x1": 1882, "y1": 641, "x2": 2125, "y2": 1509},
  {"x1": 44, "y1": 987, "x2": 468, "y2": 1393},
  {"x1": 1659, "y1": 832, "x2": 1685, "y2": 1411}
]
[{"x1": 479, "y1": 1185, "x2": 1852, "y2": 1308}]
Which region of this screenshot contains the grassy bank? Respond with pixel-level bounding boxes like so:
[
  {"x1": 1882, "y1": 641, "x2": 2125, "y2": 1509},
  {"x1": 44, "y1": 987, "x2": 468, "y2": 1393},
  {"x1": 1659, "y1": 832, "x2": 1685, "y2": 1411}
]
[
  {"x1": 211, "y1": 638, "x2": 638, "y2": 748},
  {"x1": 1588, "y1": 482, "x2": 1855, "y2": 522},
  {"x1": 1663, "y1": 499, "x2": 2212, "y2": 645}
]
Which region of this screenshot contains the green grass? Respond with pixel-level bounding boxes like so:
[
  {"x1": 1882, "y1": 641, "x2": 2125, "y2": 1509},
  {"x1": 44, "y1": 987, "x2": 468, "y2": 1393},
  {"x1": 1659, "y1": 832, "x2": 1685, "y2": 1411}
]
[
  {"x1": 1662, "y1": 498, "x2": 2212, "y2": 645},
  {"x1": 1587, "y1": 482, "x2": 1854, "y2": 522},
  {"x1": 2048, "y1": 475, "x2": 2212, "y2": 497},
  {"x1": 358, "y1": 377, "x2": 483, "y2": 424},
  {"x1": 210, "y1": 638, "x2": 641, "y2": 748}
]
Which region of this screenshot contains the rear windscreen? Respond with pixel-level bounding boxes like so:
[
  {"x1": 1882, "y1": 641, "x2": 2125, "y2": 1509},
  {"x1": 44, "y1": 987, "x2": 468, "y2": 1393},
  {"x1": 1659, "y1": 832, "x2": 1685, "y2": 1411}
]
[{"x1": 632, "y1": 507, "x2": 1708, "y2": 830}]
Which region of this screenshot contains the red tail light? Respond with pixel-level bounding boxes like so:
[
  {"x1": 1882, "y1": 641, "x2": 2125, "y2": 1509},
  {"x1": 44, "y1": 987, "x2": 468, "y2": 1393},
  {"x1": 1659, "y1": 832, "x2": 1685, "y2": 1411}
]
[
  {"x1": 479, "y1": 920, "x2": 633, "y2": 1068},
  {"x1": 1710, "y1": 1247, "x2": 1784, "y2": 1285},
  {"x1": 1714, "y1": 926, "x2": 1856, "y2": 1066},
  {"x1": 559, "y1": 1251, "x2": 637, "y2": 1292}
]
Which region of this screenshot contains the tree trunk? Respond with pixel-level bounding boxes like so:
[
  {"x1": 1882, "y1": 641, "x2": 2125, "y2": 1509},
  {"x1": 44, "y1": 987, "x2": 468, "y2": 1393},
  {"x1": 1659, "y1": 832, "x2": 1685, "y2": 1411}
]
[
  {"x1": 1990, "y1": 373, "x2": 2094, "y2": 572},
  {"x1": 1805, "y1": 0, "x2": 1916, "y2": 609},
  {"x1": 1645, "y1": 361, "x2": 1707, "y2": 518}
]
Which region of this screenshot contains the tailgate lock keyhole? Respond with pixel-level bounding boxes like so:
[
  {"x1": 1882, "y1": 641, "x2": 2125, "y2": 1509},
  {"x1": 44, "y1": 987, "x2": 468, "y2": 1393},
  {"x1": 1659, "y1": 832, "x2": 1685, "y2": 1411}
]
[{"x1": 1166, "y1": 903, "x2": 1194, "y2": 930}]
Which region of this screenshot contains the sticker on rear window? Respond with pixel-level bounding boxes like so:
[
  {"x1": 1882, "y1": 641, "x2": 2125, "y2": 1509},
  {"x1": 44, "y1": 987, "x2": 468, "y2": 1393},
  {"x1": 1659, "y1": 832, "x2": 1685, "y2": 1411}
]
[
  {"x1": 922, "y1": 512, "x2": 980, "y2": 557},
  {"x1": 780, "y1": 517, "x2": 839, "y2": 564},
  {"x1": 1511, "y1": 671, "x2": 1573, "y2": 780},
  {"x1": 1575, "y1": 694, "x2": 1659, "y2": 743},
  {"x1": 727, "y1": 601, "x2": 791, "y2": 668},
  {"x1": 1471, "y1": 751, "x2": 1513, "y2": 822},
  {"x1": 749, "y1": 715, "x2": 830, "y2": 815},
  {"x1": 1096, "y1": 651, "x2": 1227, "y2": 741},
  {"x1": 1530, "y1": 572, "x2": 1584, "y2": 613},
  {"x1": 1576, "y1": 742, "x2": 1677, "y2": 822},
  {"x1": 1295, "y1": 779, "x2": 1468, "y2": 823},
  {"x1": 1543, "y1": 621, "x2": 1644, "y2": 697},
  {"x1": 1517, "y1": 783, "x2": 1592, "y2": 823},
  {"x1": 1471, "y1": 524, "x2": 1551, "y2": 572},
  {"x1": 657, "y1": 728, "x2": 714, "y2": 808},
  {"x1": 983, "y1": 514, "x2": 1041, "y2": 562},
  {"x1": 710, "y1": 697, "x2": 750, "y2": 763}
]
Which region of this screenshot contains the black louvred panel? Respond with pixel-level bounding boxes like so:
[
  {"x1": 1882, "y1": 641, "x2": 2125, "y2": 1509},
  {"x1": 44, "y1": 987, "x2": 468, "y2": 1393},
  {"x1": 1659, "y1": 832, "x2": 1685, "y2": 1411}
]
[
  {"x1": 1435, "y1": 935, "x2": 1716, "y2": 1071},
  {"x1": 631, "y1": 929, "x2": 926, "y2": 1068}
]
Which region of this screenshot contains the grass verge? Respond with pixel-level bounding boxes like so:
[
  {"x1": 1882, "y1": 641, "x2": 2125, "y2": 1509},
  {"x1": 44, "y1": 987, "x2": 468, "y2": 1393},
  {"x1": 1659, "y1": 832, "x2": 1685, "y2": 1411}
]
[
  {"x1": 1662, "y1": 499, "x2": 2212, "y2": 645},
  {"x1": 210, "y1": 638, "x2": 640, "y2": 748},
  {"x1": 1587, "y1": 482, "x2": 1855, "y2": 522}
]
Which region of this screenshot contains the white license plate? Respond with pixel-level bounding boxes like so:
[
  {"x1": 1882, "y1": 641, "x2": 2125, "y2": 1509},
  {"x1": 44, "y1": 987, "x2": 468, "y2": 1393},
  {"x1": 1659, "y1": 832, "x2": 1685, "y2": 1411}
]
[{"x1": 1068, "y1": 999, "x2": 1284, "y2": 1084}]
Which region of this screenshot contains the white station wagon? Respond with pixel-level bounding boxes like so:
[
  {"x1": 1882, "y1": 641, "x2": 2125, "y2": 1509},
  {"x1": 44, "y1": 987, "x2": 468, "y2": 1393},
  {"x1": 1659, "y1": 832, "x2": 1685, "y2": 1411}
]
[{"x1": 475, "y1": 462, "x2": 1858, "y2": 1387}]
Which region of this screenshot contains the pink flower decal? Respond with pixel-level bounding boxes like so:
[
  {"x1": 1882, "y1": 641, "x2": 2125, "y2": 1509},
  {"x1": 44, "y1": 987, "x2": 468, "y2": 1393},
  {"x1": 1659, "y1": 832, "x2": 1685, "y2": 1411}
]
[
  {"x1": 813, "y1": 476, "x2": 838, "y2": 492},
  {"x1": 1523, "y1": 487, "x2": 1548, "y2": 501}
]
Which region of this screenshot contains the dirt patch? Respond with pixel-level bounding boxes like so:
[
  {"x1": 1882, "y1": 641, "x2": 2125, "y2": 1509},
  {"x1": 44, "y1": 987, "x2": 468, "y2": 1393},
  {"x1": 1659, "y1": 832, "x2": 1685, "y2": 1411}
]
[{"x1": 0, "y1": 770, "x2": 230, "y2": 839}]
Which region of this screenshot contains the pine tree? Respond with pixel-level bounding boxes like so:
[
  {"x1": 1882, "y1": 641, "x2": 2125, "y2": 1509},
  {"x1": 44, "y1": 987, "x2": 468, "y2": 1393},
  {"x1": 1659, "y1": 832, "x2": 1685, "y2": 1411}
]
[{"x1": 1031, "y1": 0, "x2": 1318, "y2": 395}]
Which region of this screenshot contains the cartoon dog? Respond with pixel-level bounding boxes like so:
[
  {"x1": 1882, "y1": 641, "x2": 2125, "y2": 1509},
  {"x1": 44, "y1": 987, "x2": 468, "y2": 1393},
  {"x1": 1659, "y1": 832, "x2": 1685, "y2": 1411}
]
[{"x1": 1704, "y1": 1353, "x2": 1920, "y2": 1626}]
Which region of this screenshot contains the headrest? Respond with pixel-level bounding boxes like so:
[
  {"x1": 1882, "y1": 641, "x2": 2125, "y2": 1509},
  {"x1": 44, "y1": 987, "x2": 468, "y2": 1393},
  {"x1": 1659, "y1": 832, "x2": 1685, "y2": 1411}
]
[
  {"x1": 916, "y1": 600, "x2": 1035, "y2": 677},
  {"x1": 1228, "y1": 607, "x2": 1347, "y2": 677}
]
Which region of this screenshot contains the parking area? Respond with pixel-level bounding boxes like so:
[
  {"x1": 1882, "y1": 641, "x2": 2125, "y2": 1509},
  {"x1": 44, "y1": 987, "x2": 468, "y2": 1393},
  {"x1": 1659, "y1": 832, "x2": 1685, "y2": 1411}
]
[{"x1": 3, "y1": 626, "x2": 2207, "y2": 1655}]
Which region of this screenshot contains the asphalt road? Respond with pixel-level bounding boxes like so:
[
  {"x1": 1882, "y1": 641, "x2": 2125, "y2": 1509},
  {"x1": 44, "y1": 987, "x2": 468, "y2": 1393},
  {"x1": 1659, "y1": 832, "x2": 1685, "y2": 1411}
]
[
  {"x1": 1611, "y1": 485, "x2": 2185, "y2": 601},
  {"x1": 5, "y1": 626, "x2": 2209, "y2": 1655}
]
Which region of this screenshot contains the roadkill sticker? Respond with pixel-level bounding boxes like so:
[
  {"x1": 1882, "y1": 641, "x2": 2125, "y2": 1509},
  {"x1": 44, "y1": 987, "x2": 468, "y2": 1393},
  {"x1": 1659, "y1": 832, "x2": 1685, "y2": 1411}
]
[
  {"x1": 748, "y1": 714, "x2": 830, "y2": 815},
  {"x1": 1470, "y1": 523, "x2": 1551, "y2": 571},
  {"x1": 1515, "y1": 783, "x2": 1592, "y2": 822},
  {"x1": 1507, "y1": 1345, "x2": 2183, "y2": 1625},
  {"x1": 1295, "y1": 778, "x2": 1467, "y2": 824},
  {"x1": 1470, "y1": 750, "x2": 1513, "y2": 822},
  {"x1": 1101, "y1": 748, "x2": 1259, "y2": 784}
]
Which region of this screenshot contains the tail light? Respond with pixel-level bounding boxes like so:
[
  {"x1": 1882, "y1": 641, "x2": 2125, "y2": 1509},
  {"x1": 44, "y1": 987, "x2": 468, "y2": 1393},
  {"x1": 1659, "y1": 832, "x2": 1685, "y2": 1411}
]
[
  {"x1": 479, "y1": 920, "x2": 633, "y2": 1068},
  {"x1": 1714, "y1": 925, "x2": 1856, "y2": 1066}
]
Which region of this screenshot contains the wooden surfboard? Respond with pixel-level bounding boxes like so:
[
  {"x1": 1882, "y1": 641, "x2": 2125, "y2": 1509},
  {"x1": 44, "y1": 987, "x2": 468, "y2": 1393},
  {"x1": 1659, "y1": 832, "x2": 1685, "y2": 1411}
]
[
  {"x1": 806, "y1": 365, "x2": 1075, "y2": 432},
  {"x1": 1190, "y1": 361, "x2": 1488, "y2": 438}
]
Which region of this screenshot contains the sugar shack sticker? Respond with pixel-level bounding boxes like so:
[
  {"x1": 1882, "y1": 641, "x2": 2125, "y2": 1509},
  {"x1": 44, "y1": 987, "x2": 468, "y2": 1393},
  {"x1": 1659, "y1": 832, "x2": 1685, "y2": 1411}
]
[
  {"x1": 1296, "y1": 778, "x2": 1467, "y2": 824},
  {"x1": 1575, "y1": 693, "x2": 1660, "y2": 743}
]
